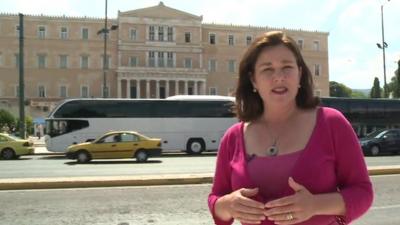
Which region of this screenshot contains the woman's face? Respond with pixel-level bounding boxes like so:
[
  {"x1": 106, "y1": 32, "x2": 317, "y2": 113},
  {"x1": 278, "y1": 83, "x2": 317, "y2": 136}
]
[{"x1": 251, "y1": 44, "x2": 301, "y2": 108}]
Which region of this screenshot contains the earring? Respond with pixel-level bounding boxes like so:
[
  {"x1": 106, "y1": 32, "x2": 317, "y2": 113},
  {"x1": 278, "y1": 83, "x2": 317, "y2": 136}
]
[
  {"x1": 253, "y1": 88, "x2": 257, "y2": 93},
  {"x1": 298, "y1": 84, "x2": 301, "y2": 89}
]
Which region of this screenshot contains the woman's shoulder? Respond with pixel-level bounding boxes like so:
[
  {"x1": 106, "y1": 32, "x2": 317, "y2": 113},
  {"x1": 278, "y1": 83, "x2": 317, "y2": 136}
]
[
  {"x1": 318, "y1": 106, "x2": 350, "y2": 126},
  {"x1": 224, "y1": 122, "x2": 243, "y2": 137}
]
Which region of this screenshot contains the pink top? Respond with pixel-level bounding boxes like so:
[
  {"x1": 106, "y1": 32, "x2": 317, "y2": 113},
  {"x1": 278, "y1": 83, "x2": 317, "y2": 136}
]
[
  {"x1": 208, "y1": 107, "x2": 373, "y2": 225},
  {"x1": 247, "y1": 151, "x2": 301, "y2": 202}
]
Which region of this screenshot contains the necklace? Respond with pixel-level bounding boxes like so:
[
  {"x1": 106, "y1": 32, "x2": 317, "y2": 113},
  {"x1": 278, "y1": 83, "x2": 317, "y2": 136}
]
[{"x1": 266, "y1": 137, "x2": 279, "y2": 156}]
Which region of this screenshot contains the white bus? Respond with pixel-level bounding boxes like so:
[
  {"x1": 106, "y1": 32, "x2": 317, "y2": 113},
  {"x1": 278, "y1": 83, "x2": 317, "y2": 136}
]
[{"x1": 44, "y1": 95, "x2": 237, "y2": 154}]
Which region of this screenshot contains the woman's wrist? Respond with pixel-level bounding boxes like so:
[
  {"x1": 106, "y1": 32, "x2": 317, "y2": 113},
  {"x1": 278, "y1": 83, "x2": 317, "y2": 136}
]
[
  {"x1": 215, "y1": 195, "x2": 233, "y2": 221},
  {"x1": 313, "y1": 193, "x2": 346, "y2": 216}
]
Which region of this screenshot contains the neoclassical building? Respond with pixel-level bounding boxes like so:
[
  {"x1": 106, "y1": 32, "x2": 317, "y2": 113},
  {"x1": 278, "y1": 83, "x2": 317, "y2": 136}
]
[{"x1": 0, "y1": 2, "x2": 329, "y2": 118}]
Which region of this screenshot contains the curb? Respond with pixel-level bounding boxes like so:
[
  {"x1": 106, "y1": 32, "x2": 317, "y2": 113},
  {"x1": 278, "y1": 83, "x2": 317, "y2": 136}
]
[
  {"x1": 1, "y1": 166, "x2": 399, "y2": 191},
  {"x1": 0, "y1": 173, "x2": 214, "y2": 190}
]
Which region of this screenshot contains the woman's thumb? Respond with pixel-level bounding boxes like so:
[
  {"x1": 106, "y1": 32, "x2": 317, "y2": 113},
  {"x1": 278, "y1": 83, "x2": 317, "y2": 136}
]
[{"x1": 241, "y1": 188, "x2": 259, "y2": 197}]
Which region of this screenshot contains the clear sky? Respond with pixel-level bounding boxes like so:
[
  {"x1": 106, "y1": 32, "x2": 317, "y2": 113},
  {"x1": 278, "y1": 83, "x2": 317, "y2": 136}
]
[{"x1": 1, "y1": 0, "x2": 399, "y2": 89}]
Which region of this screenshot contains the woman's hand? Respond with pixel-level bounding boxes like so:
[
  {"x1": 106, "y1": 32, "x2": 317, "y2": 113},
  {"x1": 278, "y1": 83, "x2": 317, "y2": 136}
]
[
  {"x1": 215, "y1": 187, "x2": 267, "y2": 224},
  {"x1": 264, "y1": 177, "x2": 316, "y2": 225}
]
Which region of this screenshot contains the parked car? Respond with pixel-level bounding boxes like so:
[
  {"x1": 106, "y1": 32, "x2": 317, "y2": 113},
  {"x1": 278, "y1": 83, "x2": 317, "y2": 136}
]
[
  {"x1": 66, "y1": 131, "x2": 162, "y2": 163},
  {"x1": 359, "y1": 129, "x2": 400, "y2": 156},
  {"x1": 0, "y1": 133, "x2": 34, "y2": 160}
]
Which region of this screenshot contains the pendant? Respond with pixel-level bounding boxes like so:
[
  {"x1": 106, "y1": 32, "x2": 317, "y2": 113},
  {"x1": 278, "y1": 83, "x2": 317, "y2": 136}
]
[{"x1": 267, "y1": 145, "x2": 279, "y2": 156}]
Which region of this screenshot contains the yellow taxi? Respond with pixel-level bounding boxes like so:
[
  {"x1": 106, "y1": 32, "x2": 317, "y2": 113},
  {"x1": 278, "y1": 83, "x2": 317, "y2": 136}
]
[
  {"x1": 66, "y1": 131, "x2": 162, "y2": 163},
  {"x1": 0, "y1": 133, "x2": 34, "y2": 160}
]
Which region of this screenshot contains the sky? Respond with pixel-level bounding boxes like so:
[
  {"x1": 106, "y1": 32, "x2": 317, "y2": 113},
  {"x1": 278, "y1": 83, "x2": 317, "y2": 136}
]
[{"x1": 1, "y1": 0, "x2": 399, "y2": 90}]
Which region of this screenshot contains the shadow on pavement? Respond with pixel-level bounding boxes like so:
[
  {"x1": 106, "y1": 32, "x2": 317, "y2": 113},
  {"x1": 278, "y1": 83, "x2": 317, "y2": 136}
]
[
  {"x1": 64, "y1": 159, "x2": 162, "y2": 165},
  {"x1": 39, "y1": 155, "x2": 68, "y2": 160},
  {"x1": 160, "y1": 152, "x2": 217, "y2": 158}
]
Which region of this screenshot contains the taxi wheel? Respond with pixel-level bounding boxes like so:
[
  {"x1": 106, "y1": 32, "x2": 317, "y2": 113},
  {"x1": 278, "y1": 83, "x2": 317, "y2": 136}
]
[
  {"x1": 135, "y1": 150, "x2": 148, "y2": 163},
  {"x1": 1, "y1": 148, "x2": 16, "y2": 160},
  {"x1": 76, "y1": 150, "x2": 91, "y2": 163}
]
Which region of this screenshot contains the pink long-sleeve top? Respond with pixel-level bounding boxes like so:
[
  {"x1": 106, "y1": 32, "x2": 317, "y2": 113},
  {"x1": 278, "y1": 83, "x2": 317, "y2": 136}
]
[{"x1": 208, "y1": 107, "x2": 373, "y2": 225}]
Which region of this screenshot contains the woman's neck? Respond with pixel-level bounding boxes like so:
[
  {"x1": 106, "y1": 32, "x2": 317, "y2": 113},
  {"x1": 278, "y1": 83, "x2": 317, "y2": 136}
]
[{"x1": 261, "y1": 104, "x2": 298, "y2": 125}]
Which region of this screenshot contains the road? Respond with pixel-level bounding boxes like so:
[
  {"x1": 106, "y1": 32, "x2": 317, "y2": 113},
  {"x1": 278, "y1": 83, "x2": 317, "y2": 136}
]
[
  {"x1": 0, "y1": 175, "x2": 399, "y2": 225},
  {"x1": 1, "y1": 154, "x2": 400, "y2": 179}
]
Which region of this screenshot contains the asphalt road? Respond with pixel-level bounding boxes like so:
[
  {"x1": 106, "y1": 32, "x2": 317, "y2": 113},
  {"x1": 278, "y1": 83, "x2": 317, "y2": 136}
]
[
  {"x1": 0, "y1": 175, "x2": 399, "y2": 225},
  {"x1": 1, "y1": 154, "x2": 400, "y2": 179}
]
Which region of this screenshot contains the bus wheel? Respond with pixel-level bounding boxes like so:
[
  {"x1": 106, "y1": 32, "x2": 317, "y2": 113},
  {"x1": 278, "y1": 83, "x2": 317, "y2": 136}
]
[
  {"x1": 1, "y1": 148, "x2": 16, "y2": 160},
  {"x1": 76, "y1": 150, "x2": 91, "y2": 163},
  {"x1": 135, "y1": 150, "x2": 148, "y2": 162},
  {"x1": 186, "y1": 139, "x2": 205, "y2": 155},
  {"x1": 370, "y1": 145, "x2": 380, "y2": 156}
]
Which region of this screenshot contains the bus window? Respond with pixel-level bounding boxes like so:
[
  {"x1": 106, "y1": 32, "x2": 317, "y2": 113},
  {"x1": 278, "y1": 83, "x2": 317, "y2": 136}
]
[{"x1": 46, "y1": 120, "x2": 89, "y2": 137}]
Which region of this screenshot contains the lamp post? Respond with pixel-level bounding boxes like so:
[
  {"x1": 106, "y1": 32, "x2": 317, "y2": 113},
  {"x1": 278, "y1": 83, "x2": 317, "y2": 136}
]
[
  {"x1": 98, "y1": 0, "x2": 118, "y2": 98},
  {"x1": 376, "y1": 0, "x2": 390, "y2": 98}
]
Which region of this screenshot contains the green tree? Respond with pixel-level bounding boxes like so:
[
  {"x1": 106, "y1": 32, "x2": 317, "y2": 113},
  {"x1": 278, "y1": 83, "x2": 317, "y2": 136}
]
[
  {"x1": 329, "y1": 81, "x2": 352, "y2": 97},
  {"x1": 16, "y1": 115, "x2": 34, "y2": 137},
  {"x1": 351, "y1": 90, "x2": 367, "y2": 98},
  {"x1": 392, "y1": 60, "x2": 400, "y2": 98},
  {"x1": 370, "y1": 77, "x2": 382, "y2": 98},
  {"x1": 0, "y1": 109, "x2": 16, "y2": 132}
]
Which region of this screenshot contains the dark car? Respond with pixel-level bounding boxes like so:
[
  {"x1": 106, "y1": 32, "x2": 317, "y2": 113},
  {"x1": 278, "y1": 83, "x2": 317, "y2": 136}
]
[{"x1": 359, "y1": 129, "x2": 400, "y2": 156}]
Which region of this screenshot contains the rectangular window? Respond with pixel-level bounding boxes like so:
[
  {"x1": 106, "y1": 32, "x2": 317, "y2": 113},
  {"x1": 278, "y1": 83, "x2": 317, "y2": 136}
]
[
  {"x1": 313, "y1": 40, "x2": 320, "y2": 51},
  {"x1": 209, "y1": 87, "x2": 217, "y2": 95},
  {"x1": 314, "y1": 64, "x2": 321, "y2": 76},
  {"x1": 60, "y1": 86, "x2": 67, "y2": 98},
  {"x1": 158, "y1": 26, "x2": 164, "y2": 41},
  {"x1": 246, "y1": 36, "x2": 252, "y2": 45},
  {"x1": 185, "y1": 32, "x2": 191, "y2": 43},
  {"x1": 184, "y1": 58, "x2": 192, "y2": 68},
  {"x1": 228, "y1": 60, "x2": 235, "y2": 73},
  {"x1": 129, "y1": 56, "x2": 138, "y2": 67},
  {"x1": 81, "y1": 55, "x2": 89, "y2": 69},
  {"x1": 38, "y1": 26, "x2": 46, "y2": 39},
  {"x1": 209, "y1": 33, "x2": 216, "y2": 45},
  {"x1": 148, "y1": 51, "x2": 155, "y2": 67},
  {"x1": 297, "y1": 39, "x2": 304, "y2": 50},
  {"x1": 81, "y1": 86, "x2": 89, "y2": 98},
  {"x1": 209, "y1": 59, "x2": 216, "y2": 72},
  {"x1": 130, "y1": 29, "x2": 137, "y2": 40},
  {"x1": 82, "y1": 28, "x2": 89, "y2": 40},
  {"x1": 149, "y1": 26, "x2": 155, "y2": 41},
  {"x1": 38, "y1": 54, "x2": 46, "y2": 68},
  {"x1": 60, "y1": 27, "x2": 68, "y2": 39},
  {"x1": 59, "y1": 55, "x2": 68, "y2": 69},
  {"x1": 167, "y1": 27, "x2": 173, "y2": 41},
  {"x1": 228, "y1": 35, "x2": 234, "y2": 46},
  {"x1": 38, "y1": 85, "x2": 46, "y2": 98},
  {"x1": 15, "y1": 53, "x2": 19, "y2": 68},
  {"x1": 158, "y1": 52, "x2": 165, "y2": 67},
  {"x1": 167, "y1": 52, "x2": 173, "y2": 67}
]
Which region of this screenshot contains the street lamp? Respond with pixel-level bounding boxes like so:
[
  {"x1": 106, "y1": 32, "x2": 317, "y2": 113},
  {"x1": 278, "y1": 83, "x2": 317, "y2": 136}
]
[
  {"x1": 97, "y1": 0, "x2": 118, "y2": 98},
  {"x1": 376, "y1": 0, "x2": 390, "y2": 98}
]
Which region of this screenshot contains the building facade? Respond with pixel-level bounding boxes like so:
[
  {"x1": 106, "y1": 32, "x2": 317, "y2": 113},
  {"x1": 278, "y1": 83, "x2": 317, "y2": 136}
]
[{"x1": 0, "y1": 2, "x2": 329, "y2": 119}]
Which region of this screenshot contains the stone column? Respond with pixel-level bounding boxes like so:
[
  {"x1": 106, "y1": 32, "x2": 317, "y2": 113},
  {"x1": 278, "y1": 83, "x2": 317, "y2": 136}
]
[
  {"x1": 156, "y1": 80, "x2": 160, "y2": 98},
  {"x1": 184, "y1": 80, "x2": 188, "y2": 95},
  {"x1": 146, "y1": 80, "x2": 150, "y2": 98},
  {"x1": 127, "y1": 79, "x2": 131, "y2": 98},
  {"x1": 202, "y1": 81, "x2": 206, "y2": 95},
  {"x1": 166, "y1": 80, "x2": 170, "y2": 97},
  {"x1": 175, "y1": 80, "x2": 179, "y2": 95},
  {"x1": 117, "y1": 78, "x2": 121, "y2": 98},
  {"x1": 194, "y1": 80, "x2": 198, "y2": 95},
  {"x1": 136, "y1": 79, "x2": 141, "y2": 99}
]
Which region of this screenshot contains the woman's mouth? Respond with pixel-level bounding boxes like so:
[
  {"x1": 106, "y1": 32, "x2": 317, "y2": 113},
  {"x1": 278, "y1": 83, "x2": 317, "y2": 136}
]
[{"x1": 271, "y1": 87, "x2": 288, "y2": 95}]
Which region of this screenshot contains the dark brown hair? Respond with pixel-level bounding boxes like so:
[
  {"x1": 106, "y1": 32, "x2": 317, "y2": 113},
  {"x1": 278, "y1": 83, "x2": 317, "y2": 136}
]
[{"x1": 235, "y1": 31, "x2": 319, "y2": 121}]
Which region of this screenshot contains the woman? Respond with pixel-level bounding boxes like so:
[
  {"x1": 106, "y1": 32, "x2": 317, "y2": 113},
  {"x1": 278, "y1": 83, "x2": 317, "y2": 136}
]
[{"x1": 208, "y1": 31, "x2": 373, "y2": 225}]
